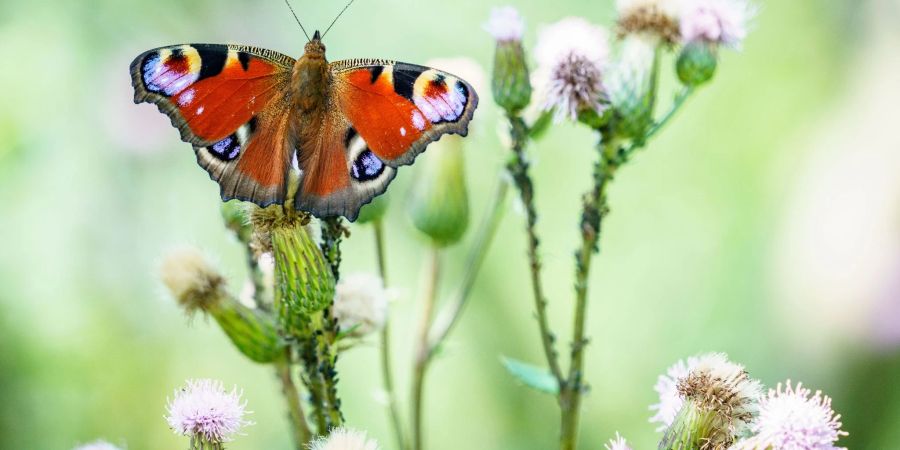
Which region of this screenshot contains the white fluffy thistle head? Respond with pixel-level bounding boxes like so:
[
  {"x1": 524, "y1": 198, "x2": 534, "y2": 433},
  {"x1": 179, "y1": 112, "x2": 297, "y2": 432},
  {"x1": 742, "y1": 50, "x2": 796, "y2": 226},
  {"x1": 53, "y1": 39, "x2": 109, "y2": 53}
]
[
  {"x1": 333, "y1": 273, "x2": 390, "y2": 337},
  {"x1": 605, "y1": 432, "x2": 633, "y2": 450},
  {"x1": 484, "y1": 6, "x2": 525, "y2": 42},
  {"x1": 308, "y1": 428, "x2": 381, "y2": 450},
  {"x1": 165, "y1": 379, "x2": 251, "y2": 444},
  {"x1": 650, "y1": 356, "x2": 695, "y2": 430},
  {"x1": 731, "y1": 381, "x2": 847, "y2": 450},
  {"x1": 533, "y1": 17, "x2": 610, "y2": 122}
]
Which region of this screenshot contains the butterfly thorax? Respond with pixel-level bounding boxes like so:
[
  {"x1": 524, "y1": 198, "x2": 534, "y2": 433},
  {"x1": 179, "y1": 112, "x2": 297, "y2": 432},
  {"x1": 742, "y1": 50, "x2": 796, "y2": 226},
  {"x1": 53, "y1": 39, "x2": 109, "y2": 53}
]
[{"x1": 291, "y1": 38, "x2": 330, "y2": 115}]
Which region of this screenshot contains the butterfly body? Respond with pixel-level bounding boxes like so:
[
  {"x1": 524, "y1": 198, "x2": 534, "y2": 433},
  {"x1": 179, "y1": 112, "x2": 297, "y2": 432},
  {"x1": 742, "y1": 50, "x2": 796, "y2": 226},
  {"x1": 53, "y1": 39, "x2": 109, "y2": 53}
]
[{"x1": 131, "y1": 32, "x2": 478, "y2": 220}]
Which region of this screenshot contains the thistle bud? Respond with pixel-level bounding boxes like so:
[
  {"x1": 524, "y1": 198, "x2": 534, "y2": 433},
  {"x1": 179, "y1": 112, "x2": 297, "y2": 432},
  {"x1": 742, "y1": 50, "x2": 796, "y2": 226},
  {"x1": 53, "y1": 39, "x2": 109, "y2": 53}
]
[
  {"x1": 355, "y1": 192, "x2": 390, "y2": 225},
  {"x1": 160, "y1": 247, "x2": 285, "y2": 363},
  {"x1": 676, "y1": 41, "x2": 718, "y2": 87},
  {"x1": 485, "y1": 6, "x2": 532, "y2": 114},
  {"x1": 271, "y1": 221, "x2": 336, "y2": 337},
  {"x1": 407, "y1": 136, "x2": 469, "y2": 247}
]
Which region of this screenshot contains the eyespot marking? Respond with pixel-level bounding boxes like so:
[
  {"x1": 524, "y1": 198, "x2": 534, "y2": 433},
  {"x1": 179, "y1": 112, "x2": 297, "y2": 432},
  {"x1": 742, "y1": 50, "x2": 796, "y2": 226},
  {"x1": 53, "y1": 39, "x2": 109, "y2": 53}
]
[{"x1": 350, "y1": 149, "x2": 385, "y2": 182}]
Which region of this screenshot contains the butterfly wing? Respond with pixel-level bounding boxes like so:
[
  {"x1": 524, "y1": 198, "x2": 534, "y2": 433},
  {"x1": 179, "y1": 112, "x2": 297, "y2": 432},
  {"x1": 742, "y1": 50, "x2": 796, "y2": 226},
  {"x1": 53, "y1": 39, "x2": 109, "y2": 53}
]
[
  {"x1": 130, "y1": 44, "x2": 295, "y2": 206},
  {"x1": 293, "y1": 59, "x2": 478, "y2": 220}
]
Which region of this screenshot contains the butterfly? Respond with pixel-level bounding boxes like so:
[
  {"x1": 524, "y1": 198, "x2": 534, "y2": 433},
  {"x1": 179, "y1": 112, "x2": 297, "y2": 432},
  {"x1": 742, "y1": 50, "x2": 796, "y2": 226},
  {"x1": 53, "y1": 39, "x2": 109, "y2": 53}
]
[{"x1": 130, "y1": 26, "x2": 478, "y2": 221}]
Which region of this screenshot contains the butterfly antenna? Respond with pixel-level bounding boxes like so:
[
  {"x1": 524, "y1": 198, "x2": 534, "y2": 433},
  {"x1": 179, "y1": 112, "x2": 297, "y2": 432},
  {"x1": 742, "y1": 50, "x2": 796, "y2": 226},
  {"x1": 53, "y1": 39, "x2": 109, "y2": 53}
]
[
  {"x1": 284, "y1": 0, "x2": 311, "y2": 41},
  {"x1": 321, "y1": 0, "x2": 357, "y2": 39}
]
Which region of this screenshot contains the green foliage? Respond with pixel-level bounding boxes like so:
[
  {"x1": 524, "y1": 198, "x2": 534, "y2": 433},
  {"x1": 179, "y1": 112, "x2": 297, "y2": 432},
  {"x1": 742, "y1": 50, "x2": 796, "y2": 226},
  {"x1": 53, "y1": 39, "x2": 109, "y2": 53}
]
[{"x1": 501, "y1": 356, "x2": 559, "y2": 395}]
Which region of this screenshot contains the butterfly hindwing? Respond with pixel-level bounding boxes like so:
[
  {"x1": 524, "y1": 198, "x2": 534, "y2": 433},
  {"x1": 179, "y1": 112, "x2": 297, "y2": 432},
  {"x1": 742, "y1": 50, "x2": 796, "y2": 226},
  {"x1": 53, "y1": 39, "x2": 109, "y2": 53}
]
[
  {"x1": 130, "y1": 44, "x2": 295, "y2": 206},
  {"x1": 292, "y1": 60, "x2": 478, "y2": 220}
]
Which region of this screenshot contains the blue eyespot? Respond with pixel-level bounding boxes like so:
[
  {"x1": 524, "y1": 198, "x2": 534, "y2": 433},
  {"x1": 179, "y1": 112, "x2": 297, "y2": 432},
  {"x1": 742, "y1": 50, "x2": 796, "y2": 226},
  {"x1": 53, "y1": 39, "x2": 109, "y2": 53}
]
[{"x1": 351, "y1": 149, "x2": 384, "y2": 182}]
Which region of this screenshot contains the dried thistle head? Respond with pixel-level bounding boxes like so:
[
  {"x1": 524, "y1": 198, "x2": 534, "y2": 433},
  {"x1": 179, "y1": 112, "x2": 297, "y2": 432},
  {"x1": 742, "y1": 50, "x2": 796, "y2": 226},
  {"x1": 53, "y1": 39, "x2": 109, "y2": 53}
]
[
  {"x1": 616, "y1": 0, "x2": 681, "y2": 44},
  {"x1": 160, "y1": 247, "x2": 226, "y2": 315}
]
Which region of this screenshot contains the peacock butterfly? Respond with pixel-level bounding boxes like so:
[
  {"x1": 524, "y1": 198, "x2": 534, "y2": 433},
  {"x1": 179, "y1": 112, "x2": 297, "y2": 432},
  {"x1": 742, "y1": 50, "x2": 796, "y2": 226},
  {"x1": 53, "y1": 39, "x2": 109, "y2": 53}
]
[{"x1": 129, "y1": 5, "x2": 478, "y2": 221}]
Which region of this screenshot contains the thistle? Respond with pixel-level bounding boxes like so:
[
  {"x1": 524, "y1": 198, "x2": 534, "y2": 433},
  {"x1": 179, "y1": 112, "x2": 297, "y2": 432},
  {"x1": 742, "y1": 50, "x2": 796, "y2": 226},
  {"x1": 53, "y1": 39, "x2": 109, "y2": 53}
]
[
  {"x1": 658, "y1": 353, "x2": 762, "y2": 450},
  {"x1": 165, "y1": 379, "x2": 252, "y2": 450},
  {"x1": 486, "y1": 6, "x2": 532, "y2": 114},
  {"x1": 72, "y1": 441, "x2": 123, "y2": 450},
  {"x1": 731, "y1": 381, "x2": 847, "y2": 450},
  {"x1": 160, "y1": 247, "x2": 284, "y2": 363},
  {"x1": 677, "y1": 0, "x2": 755, "y2": 86},
  {"x1": 533, "y1": 17, "x2": 611, "y2": 125},
  {"x1": 332, "y1": 273, "x2": 390, "y2": 338},
  {"x1": 308, "y1": 427, "x2": 381, "y2": 450}
]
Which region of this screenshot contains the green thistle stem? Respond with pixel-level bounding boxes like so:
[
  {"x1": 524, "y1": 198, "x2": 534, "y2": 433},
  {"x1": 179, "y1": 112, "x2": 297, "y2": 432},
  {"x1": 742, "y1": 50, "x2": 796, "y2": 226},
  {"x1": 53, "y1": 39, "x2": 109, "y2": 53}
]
[
  {"x1": 374, "y1": 219, "x2": 409, "y2": 450},
  {"x1": 427, "y1": 176, "x2": 509, "y2": 353},
  {"x1": 412, "y1": 247, "x2": 441, "y2": 450},
  {"x1": 276, "y1": 351, "x2": 312, "y2": 449},
  {"x1": 559, "y1": 140, "x2": 622, "y2": 450},
  {"x1": 317, "y1": 217, "x2": 347, "y2": 430},
  {"x1": 627, "y1": 87, "x2": 694, "y2": 156},
  {"x1": 505, "y1": 114, "x2": 564, "y2": 383}
]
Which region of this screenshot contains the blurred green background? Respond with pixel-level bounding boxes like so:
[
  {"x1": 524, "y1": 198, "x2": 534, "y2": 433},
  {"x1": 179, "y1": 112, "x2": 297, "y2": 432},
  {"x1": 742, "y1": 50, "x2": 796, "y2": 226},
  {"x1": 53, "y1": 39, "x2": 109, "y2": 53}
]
[{"x1": 2, "y1": 0, "x2": 899, "y2": 448}]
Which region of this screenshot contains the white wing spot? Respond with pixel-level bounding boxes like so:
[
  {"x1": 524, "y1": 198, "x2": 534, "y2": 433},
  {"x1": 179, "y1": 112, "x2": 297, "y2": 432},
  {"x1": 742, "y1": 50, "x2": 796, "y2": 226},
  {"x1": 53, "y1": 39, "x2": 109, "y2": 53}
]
[
  {"x1": 400, "y1": 127, "x2": 407, "y2": 137},
  {"x1": 196, "y1": 106, "x2": 204, "y2": 115},
  {"x1": 412, "y1": 111, "x2": 426, "y2": 130}
]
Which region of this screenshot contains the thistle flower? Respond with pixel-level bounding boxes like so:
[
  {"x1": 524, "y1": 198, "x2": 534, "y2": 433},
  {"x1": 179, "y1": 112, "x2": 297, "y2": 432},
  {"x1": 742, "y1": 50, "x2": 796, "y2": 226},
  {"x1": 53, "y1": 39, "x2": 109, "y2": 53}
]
[
  {"x1": 676, "y1": 0, "x2": 754, "y2": 86},
  {"x1": 160, "y1": 247, "x2": 284, "y2": 363},
  {"x1": 333, "y1": 273, "x2": 390, "y2": 337},
  {"x1": 731, "y1": 381, "x2": 847, "y2": 450},
  {"x1": 533, "y1": 17, "x2": 610, "y2": 123},
  {"x1": 72, "y1": 440, "x2": 123, "y2": 450},
  {"x1": 616, "y1": 0, "x2": 681, "y2": 43},
  {"x1": 680, "y1": 0, "x2": 754, "y2": 48},
  {"x1": 650, "y1": 356, "x2": 695, "y2": 430},
  {"x1": 659, "y1": 353, "x2": 762, "y2": 450},
  {"x1": 166, "y1": 379, "x2": 251, "y2": 449},
  {"x1": 308, "y1": 427, "x2": 380, "y2": 450},
  {"x1": 484, "y1": 6, "x2": 525, "y2": 43},
  {"x1": 605, "y1": 433, "x2": 633, "y2": 450},
  {"x1": 486, "y1": 6, "x2": 532, "y2": 113}
]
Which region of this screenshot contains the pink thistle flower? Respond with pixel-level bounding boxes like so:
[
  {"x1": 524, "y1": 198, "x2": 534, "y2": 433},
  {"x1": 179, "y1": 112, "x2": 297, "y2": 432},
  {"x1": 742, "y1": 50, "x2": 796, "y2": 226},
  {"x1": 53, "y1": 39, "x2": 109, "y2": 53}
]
[
  {"x1": 680, "y1": 0, "x2": 755, "y2": 48},
  {"x1": 732, "y1": 381, "x2": 848, "y2": 450},
  {"x1": 165, "y1": 379, "x2": 251, "y2": 444}
]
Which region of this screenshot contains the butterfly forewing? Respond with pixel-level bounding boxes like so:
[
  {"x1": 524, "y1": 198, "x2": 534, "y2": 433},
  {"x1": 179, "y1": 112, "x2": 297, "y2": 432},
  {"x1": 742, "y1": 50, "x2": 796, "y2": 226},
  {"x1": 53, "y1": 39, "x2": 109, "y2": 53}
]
[{"x1": 130, "y1": 44, "x2": 296, "y2": 206}]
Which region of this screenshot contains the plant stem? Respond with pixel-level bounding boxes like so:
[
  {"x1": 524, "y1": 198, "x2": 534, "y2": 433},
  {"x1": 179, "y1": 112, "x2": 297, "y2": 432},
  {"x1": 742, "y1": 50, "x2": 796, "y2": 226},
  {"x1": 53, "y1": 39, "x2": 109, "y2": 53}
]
[
  {"x1": 427, "y1": 177, "x2": 509, "y2": 353},
  {"x1": 412, "y1": 247, "x2": 441, "y2": 450},
  {"x1": 559, "y1": 141, "x2": 621, "y2": 450},
  {"x1": 374, "y1": 219, "x2": 409, "y2": 450},
  {"x1": 627, "y1": 86, "x2": 694, "y2": 156},
  {"x1": 505, "y1": 115, "x2": 564, "y2": 383},
  {"x1": 276, "y1": 350, "x2": 312, "y2": 448},
  {"x1": 317, "y1": 217, "x2": 347, "y2": 430}
]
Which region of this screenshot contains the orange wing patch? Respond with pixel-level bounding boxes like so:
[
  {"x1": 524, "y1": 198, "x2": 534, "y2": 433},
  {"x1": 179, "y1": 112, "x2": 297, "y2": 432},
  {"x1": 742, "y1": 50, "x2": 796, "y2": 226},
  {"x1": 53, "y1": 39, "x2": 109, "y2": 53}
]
[
  {"x1": 339, "y1": 66, "x2": 432, "y2": 161},
  {"x1": 332, "y1": 61, "x2": 478, "y2": 167}
]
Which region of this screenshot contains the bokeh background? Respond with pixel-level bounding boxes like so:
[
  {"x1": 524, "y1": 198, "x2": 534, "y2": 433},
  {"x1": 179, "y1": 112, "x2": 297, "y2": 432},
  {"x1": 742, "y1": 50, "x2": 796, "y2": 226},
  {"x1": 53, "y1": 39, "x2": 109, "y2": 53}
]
[{"x1": 2, "y1": 0, "x2": 899, "y2": 448}]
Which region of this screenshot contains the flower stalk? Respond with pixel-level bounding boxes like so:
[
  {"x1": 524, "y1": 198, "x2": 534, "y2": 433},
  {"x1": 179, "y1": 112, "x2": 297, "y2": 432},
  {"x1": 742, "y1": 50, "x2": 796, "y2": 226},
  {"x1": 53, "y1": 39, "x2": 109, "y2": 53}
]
[
  {"x1": 506, "y1": 114, "x2": 565, "y2": 383},
  {"x1": 411, "y1": 247, "x2": 441, "y2": 450},
  {"x1": 373, "y1": 219, "x2": 409, "y2": 450}
]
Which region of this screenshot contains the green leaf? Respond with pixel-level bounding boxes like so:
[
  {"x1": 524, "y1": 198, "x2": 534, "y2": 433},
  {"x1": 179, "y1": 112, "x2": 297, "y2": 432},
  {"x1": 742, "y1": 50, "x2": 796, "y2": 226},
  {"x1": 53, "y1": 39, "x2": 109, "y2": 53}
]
[{"x1": 500, "y1": 356, "x2": 559, "y2": 395}]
